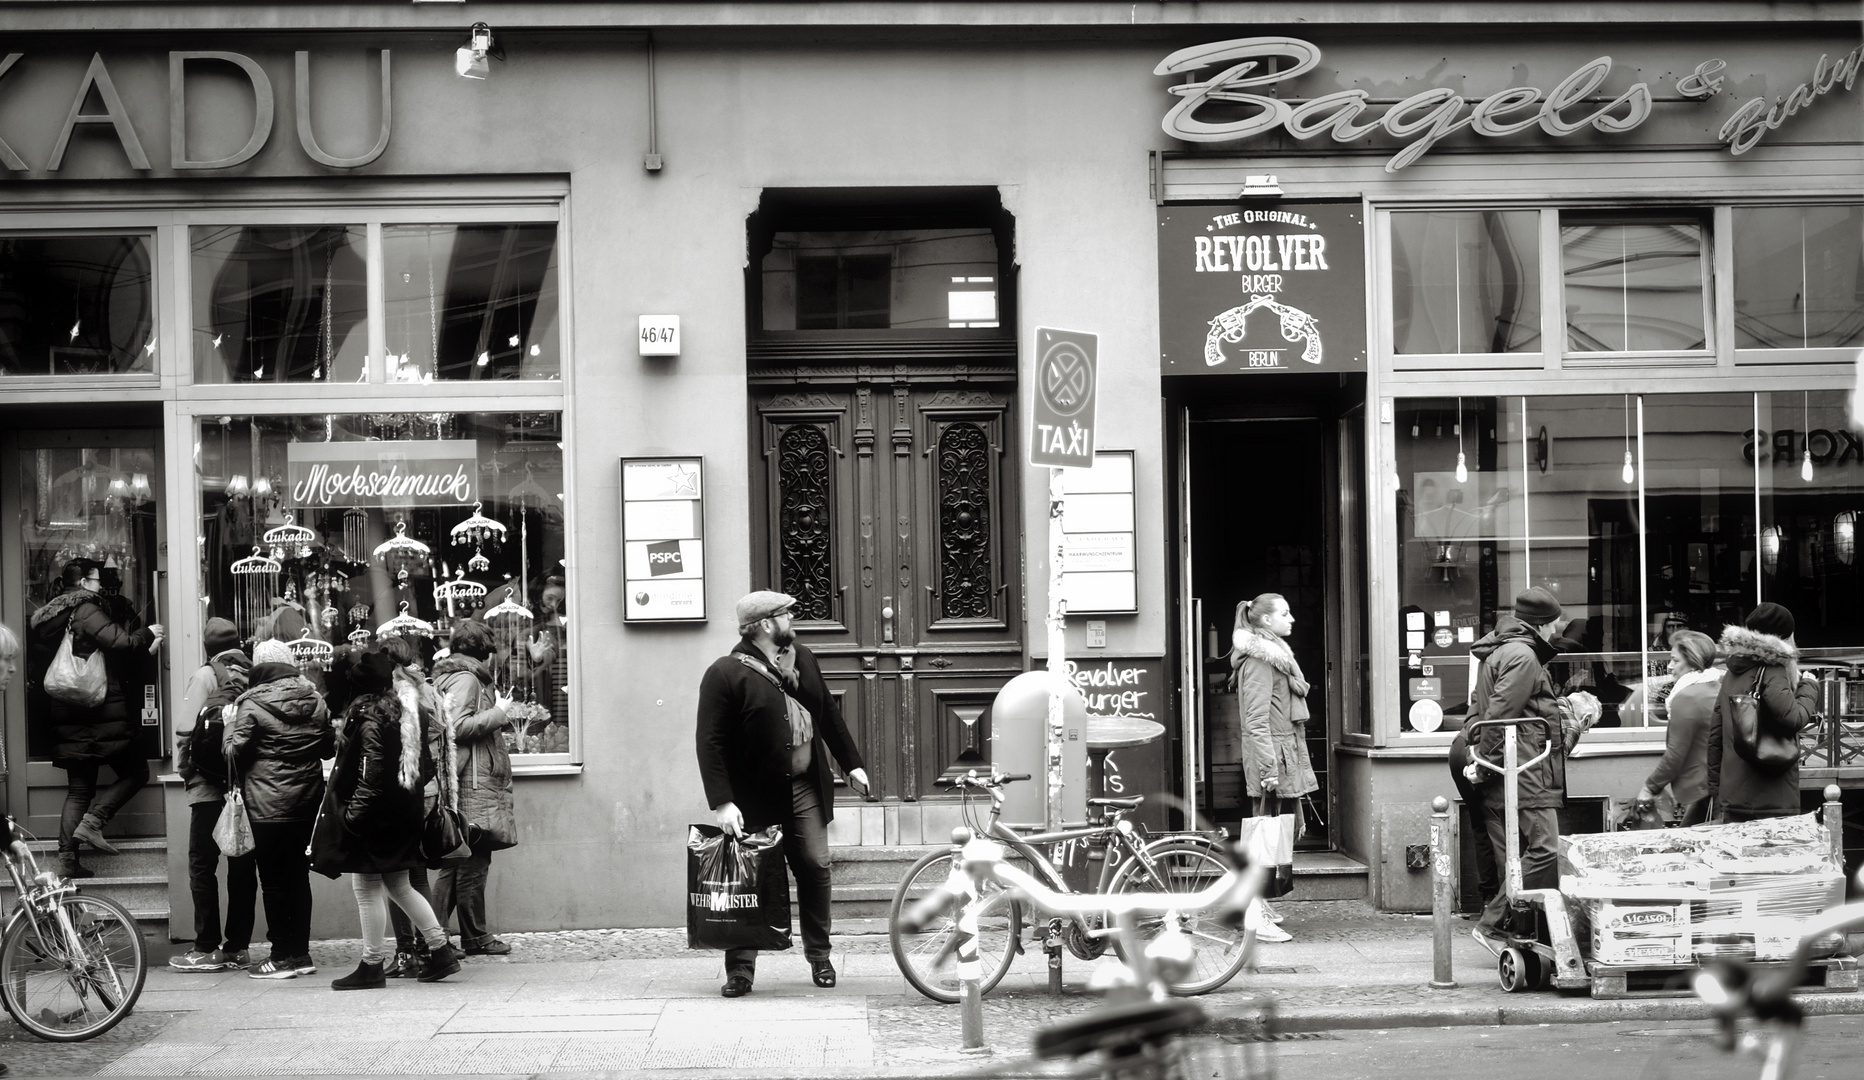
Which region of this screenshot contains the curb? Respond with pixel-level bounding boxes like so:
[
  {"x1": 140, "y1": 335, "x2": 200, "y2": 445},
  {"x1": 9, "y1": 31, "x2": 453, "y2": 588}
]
[{"x1": 1204, "y1": 990, "x2": 1864, "y2": 1034}]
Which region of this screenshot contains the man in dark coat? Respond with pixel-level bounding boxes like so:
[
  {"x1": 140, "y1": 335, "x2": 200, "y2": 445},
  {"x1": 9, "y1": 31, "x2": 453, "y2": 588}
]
[
  {"x1": 696, "y1": 591, "x2": 868, "y2": 998},
  {"x1": 1462, "y1": 587, "x2": 1565, "y2": 942}
]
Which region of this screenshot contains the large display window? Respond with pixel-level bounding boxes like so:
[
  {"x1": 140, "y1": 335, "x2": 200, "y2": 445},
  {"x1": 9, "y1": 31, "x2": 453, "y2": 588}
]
[{"x1": 195, "y1": 411, "x2": 571, "y2": 760}]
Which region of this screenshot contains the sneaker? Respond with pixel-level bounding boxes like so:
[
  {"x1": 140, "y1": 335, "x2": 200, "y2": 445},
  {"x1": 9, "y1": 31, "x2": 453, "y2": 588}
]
[
  {"x1": 1260, "y1": 901, "x2": 1286, "y2": 924},
  {"x1": 169, "y1": 949, "x2": 236, "y2": 972},
  {"x1": 227, "y1": 949, "x2": 251, "y2": 968},
  {"x1": 248, "y1": 958, "x2": 298, "y2": 980},
  {"x1": 287, "y1": 955, "x2": 317, "y2": 975},
  {"x1": 464, "y1": 938, "x2": 511, "y2": 956},
  {"x1": 1252, "y1": 922, "x2": 1294, "y2": 943}
]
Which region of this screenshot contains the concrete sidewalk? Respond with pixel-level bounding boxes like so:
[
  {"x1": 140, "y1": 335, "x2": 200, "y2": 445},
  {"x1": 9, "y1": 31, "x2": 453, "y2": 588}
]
[{"x1": 7, "y1": 901, "x2": 1860, "y2": 1078}]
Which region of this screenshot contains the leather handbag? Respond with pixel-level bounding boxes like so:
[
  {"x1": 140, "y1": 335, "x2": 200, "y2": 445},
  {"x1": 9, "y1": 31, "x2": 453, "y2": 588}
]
[
  {"x1": 1729, "y1": 674, "x2": 1799, "y2": 776},
  {"x1": 421, "y1": 707, "x2": 476, "y2": 863}
]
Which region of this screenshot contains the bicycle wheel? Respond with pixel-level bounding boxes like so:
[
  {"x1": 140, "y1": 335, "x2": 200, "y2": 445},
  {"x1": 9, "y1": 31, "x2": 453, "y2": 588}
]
[
  {"x1": 889, "y1": 848, "x2": 1022, "y2": 1003},
  {"x1": 1110, "y1": 840, "x2": 1249, "y2": 996},
  {"x1": 0, "y1": 893, "x2": 147, "y2": 1041}
]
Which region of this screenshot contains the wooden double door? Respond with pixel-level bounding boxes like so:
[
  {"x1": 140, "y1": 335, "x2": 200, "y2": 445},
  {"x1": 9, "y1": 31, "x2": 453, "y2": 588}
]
[{"x1": 751, "y1": 378, "x2": 1024, "y2": 801}]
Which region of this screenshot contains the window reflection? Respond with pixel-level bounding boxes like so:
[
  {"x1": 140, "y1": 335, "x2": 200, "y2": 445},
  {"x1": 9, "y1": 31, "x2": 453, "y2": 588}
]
[
  {"x1": 192, "y1": 226, "x2": 368, "y2": 383},
  {"x1": 1390, "y1": 210, "x2": 1540, "y2": 354},
  {"x1": 1641, "y1": 393, "x2": 1757, "y2": 646},
  {"x1": 1561, "y1": 215, "x2": 1710, "y2": 353},
  {"x1": 1759, "y1": 389, "x2": 1864, "y2": 649},
  {"x1": 382, "y1": 224, "x2": 560, "y2": 381},
  {"x1": 1734, "y1": 206, "x2": 1864, "y2": 349},
  {"x1": 0, "y1": 235, "x2": 154, "y2": 375},
  {"x1": 761, "y1": 229, "x2": 999, "y2": 331}
]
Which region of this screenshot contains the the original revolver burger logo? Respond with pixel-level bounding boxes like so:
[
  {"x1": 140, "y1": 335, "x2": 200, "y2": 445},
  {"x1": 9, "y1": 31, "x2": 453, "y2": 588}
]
[{"x1": 1157, "y1": 203, "x2": 1365, "y2": 375}]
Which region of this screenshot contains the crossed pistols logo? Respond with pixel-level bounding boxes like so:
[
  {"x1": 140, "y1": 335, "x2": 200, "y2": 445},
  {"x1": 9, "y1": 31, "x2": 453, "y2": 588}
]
[{"x1": 1204, "y1": 295, "x2": 1322, "y2": 367}]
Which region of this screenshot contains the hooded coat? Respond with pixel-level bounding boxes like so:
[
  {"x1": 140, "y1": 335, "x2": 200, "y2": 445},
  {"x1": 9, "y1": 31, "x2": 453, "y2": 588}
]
[
  {"x1": 1644, "y1": 667, "x2": 1723, "y2": 809},
  {"x1": 432, "y1": 653, "x2": 517, "y2": 850},
  {"x1": 1229, "y1": 627, "x2": 1319, "y2": 798},
  {"x1": 27, "y1": 588, "x2": 155, "y2": 766},
  {"x1": 1706, "y1": 625, "x2": 1821, "y2": 816},
  {"x1": 315, "y1": 681, "x2": 435, "y2": 876},
  {"x1": 224, "y1": 663, "x2": 335, "y2": 822},
  {"x1": 177, "y1": 648, "x2": 253, "y2": 804},
  {"x1": 1467, "y1": 617, "x2": 1565, "y2": 809}
]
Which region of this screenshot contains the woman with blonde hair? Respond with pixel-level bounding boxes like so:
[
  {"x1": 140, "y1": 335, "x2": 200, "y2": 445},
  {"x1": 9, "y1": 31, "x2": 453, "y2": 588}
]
[
  {"x1": 1636, "y1": 629, "x2": 1721, "y2": 827},
  {"x1": 1230, "y1": 593, "x2": 1318, "y2": 942}
]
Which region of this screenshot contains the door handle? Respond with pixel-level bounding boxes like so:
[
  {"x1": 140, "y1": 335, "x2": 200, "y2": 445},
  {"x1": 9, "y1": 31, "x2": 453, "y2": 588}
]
[{"x1": 881, "y1": 596, "x2": 894, "y2": 644}]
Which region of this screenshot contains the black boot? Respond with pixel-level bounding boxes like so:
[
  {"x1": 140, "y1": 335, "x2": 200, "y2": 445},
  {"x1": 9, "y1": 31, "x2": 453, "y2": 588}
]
[
  {"x1": 417, "y1": 942, "x2": 461, "y2": 983},
  {"x1": 53, "y1": 849, "x2": 94, "y2": 880},
  {"x1": 331, "y1": 959, "x2": 386, "y2": 991},
  {"x1": 382, "y1": 951, "x2": 415, "y2": 979}
]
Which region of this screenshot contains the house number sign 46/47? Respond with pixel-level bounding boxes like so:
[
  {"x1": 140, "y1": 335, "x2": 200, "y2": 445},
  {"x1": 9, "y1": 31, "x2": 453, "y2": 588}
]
[{"x1": 638, "y1": 315, "x2": 680, "y2": 357}]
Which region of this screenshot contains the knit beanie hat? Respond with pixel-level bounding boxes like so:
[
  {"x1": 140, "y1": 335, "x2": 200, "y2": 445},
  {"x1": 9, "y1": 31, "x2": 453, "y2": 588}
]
[
  {"x1": 1513, "y1": 587, "x2": 1563, "y2": 626},
  {"x1": 203, "y1": 617, "x2": 241, "y2": 656},
  {"x1": 351, "y1": 650, "x2": 397, "y2": 693},
  {"x1": 1745, "y1": 602, "x2": 1796, "y2": 639},
  {"x1": 251, "y1": 639, "x2": 293, "y2": 666}
]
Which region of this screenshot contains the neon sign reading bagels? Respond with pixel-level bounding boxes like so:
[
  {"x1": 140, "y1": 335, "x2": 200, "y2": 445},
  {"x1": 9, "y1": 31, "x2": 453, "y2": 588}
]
[{"x1": 1156, "y1": 37, "x2": 1653, "y2": 172}]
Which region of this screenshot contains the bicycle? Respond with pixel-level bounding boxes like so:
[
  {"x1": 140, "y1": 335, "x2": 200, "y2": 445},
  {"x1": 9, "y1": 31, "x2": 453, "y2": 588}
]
[
  {"x1": 899, "y1": 823, "x2": 1273, "y2": 1080},
  {"x1": 0, "y1": 815, "x2": 145, "y2": 1041},
  {"x1": 1672, "y1": 860, "x2": 1864, "y2": 1080},
  {"x1": 888, "y1": 768, "x2": 1251, "y2": 1001}
]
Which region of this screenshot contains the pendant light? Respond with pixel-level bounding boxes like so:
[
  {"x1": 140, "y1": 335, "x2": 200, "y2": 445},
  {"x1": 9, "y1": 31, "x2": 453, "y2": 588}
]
[
  {"x1": 1621, "y1": 394, "x2": 1636, "y2": 485},
  {"x1": 1454, "y1": 398, "x2": 1468, "y2": 483},
  {"x1": 1802, "y1": 391, "x2": 1815, "y2": 482}
]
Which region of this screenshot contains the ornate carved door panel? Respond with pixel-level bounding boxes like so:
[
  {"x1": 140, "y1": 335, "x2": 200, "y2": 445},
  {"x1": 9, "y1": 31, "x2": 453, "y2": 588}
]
[{"x1": 752, "y1": 381, "x2": 1022, "y2": 802}]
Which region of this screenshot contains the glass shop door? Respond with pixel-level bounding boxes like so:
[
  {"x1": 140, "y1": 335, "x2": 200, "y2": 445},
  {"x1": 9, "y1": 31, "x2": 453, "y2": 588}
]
[{"x1": 0, "y1": 427, "x2": 166, "y2": 839}]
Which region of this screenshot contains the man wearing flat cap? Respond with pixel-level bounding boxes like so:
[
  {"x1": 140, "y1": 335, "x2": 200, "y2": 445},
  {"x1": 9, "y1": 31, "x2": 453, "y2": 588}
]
[
  {"x1": 1462, "y1": 587, "x2": 1567, "y2": 943},
  {"x1": 695, "y1": 590, "x2": 868, "y2": 998}
]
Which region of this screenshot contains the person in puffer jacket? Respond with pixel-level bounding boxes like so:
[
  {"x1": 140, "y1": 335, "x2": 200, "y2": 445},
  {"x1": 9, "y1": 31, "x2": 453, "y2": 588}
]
[
  {"x1": 1463, "y1": 588, "x2": 1566, "y2": 942},
  {"x1": 430, "y1": 621, "x2": 516, "y2": 957},
  {"x1": 1706, "y1": 603, "x2": 1822, "y2": 822},
  {"x1": 225, "y1": 639, "x2": 334, "y2": 979}
]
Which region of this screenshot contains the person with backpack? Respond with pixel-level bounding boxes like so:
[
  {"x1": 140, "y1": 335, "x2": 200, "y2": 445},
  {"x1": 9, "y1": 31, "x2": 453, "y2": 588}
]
[
  {"x1": 169, "y1": 618, "x2": 258, "y2": 972},
  {"x1": 26, "y1": 559, "x2": 164, "y2": 879},
  {"x1": 1705, "y1": 603, "x2": 1822, "y2": 823}
]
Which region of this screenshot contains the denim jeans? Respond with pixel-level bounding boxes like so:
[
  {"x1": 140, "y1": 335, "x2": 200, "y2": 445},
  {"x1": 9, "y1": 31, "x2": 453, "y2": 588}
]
[
  {"x1": 433, "y1": 843, "x2": 496, "y2": 949},
  {"x1": 58, "y1": 751, "x2": 150, "y2": 849},
  {"x1": 250, "y1": 818, "x2": 316, "y2": 958},
  {"x1": 188, "y1": 799, "x2": 258, "y2": 953},
  {"x1": 352, "y1": 872, "x2": 448, "y2": 964},
  {"x1": 726, "y1": 775, "x2": 831, "y2": 978}
]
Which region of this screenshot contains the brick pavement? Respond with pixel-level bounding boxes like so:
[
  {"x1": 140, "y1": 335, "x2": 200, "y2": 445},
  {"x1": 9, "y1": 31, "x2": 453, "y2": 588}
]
[{"x1": 14, "y1": 900, "x2": 1860, "y2": 1077}]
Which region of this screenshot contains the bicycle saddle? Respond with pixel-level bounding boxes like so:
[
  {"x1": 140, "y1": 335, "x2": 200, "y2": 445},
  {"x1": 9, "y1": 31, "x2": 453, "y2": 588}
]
[
  {"x1": 1087, "y1": 796, "x2": 1145, "y2": 810},
  {"x1": 1032, "y1": 999, "x2": 1207, "y2": 1059}
]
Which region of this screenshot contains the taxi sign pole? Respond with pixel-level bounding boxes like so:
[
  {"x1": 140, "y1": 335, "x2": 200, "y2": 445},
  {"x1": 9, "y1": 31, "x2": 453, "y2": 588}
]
[{"x1": 1046, "y1": 465, "x2": 1066, "y2": 837}]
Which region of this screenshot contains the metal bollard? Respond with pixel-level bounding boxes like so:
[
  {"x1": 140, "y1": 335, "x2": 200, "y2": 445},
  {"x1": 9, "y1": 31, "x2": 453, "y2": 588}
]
[
  {"x1": 948, "y1": 827, "x2": 991, "y2": 1055},
  {"x1": 1824, "y1": 784, "x2": 1845, "y2": 868},
  {"x1": 1429, "y1": 795, "x2": 1458, "y2": 989}
]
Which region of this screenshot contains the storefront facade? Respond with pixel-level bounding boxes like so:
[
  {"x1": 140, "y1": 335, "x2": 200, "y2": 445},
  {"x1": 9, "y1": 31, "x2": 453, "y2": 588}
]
[{"x1": 0, "y1": 5, "x2": 1855, "y2": 933}]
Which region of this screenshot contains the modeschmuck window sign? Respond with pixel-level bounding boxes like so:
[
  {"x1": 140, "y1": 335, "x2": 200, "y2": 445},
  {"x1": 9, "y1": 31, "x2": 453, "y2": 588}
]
[
  {"x1": 1157, "y1": 202, "x2": 1366, "y2": 375},
  {"x1": 286, "y1": 440, "x2": 477, "y2": 507}
]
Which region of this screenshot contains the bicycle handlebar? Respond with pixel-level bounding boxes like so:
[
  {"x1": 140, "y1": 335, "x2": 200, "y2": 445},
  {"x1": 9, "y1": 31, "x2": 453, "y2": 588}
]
[{"x1": 933, "y1": 770, "x2": 1033, "y2": 790}]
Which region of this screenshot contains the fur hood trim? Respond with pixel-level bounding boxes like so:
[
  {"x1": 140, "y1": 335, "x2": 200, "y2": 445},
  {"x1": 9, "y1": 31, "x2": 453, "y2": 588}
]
[
  {"x1": 1231, "y1": 627, "x2": 1310, "y2": 697},
  {"x1": 1719, "y1": 625, "x2": 1797, "y2": 667},
  {"x1": 394, "y1": 680, "x2": 423, "y2": 792}
]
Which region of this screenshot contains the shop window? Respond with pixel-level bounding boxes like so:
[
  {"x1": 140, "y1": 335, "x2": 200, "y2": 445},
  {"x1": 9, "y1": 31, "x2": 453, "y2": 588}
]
[
  {"x1": 1758, "y1": 389, "x2": 1864, "y2": 650},
  {"x1": 761, "y1": 229, "x2": 998, "y2": 331},
  {"x1": 1733, "y1": 205, "x2": 1864, "y2": 350},
  {"x1": 382, "y1": 224, "x2": 561, "y2": 381},
  {"x1": 0, "y1": 234, "x2": 154, "y2": 375},
  {"x1": 1390, "y1": 211, "x2": 1540, "y2": 355},
  {"x1": 192, "y1": 226, "x2": 369, "y2": 383},
  {"x1": 1641, "y1": 392, "x2": 1758, "y2": 656},
  {"x1": 195, "y1": 411, "x2": 571, "y2": 759},
  {"x1": 1560, "y1": 214, "x2": 1711, "y2": 355}
]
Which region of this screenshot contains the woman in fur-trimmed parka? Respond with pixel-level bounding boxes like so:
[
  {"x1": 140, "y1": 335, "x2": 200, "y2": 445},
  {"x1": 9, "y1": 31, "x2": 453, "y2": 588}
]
[
  {"x1": 430, "y1": 621, "x2": 516, "y2": 956},
  {"x1": 1706, "y1": 603, "x2": 1822, "y2": 822},
  {"x1": 1231, "y1": 593, "x2": 1320, "y2": 806}
]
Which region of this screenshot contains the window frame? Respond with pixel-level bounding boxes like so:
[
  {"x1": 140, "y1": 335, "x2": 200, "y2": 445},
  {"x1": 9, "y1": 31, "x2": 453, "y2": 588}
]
[
  {"x1": 1556, "y1": 209, "x2": 1717, "y2": 366},
  {"x1": 1729, "y1": 201, "x2": 1864, "y2": 367},
  {"x1": 0, "y1": 225, "x2": 163, "y2": 389}
]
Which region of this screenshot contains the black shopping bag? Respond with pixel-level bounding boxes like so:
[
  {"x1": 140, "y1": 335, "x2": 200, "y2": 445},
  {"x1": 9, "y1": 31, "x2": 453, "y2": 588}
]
[{"x1": 686, "y1": 824, "x2": 793, "y2": 951}]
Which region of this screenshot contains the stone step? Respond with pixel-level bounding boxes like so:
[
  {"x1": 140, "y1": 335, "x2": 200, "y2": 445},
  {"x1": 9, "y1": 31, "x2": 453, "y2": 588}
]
[
  {"x1": 827, "y1": 845, "x2": 944, "y2": 885},
  {"x1": 20, "y1": 838, "x2": 168, "y2": 877},
  {"x1": 2, "y1": 839, "x2": 171, "y2": 939},
  {"x1": 1287, "y1": 851, "x2": 1369, "y2": 901}
]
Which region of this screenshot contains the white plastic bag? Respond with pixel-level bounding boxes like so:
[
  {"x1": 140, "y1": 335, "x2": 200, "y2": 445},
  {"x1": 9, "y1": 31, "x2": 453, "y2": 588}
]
[{"x1": 42, "y1": 621, "x2": 106, "y2": 708}]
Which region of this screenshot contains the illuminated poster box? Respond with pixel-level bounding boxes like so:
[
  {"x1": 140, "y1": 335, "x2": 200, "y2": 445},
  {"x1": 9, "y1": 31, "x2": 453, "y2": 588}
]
[{"x1": 621, "y1": 457, "x2": 707, "y2": 622}]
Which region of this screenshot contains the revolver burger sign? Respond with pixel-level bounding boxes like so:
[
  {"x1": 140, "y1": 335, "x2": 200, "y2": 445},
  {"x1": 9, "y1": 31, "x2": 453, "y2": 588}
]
[{"x1": 1157, "y1": 202, "x2": 1365, "y2": 375}]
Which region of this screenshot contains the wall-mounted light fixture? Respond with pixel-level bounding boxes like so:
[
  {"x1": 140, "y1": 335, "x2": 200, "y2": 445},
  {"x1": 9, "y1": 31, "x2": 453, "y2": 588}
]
[
  {"x1": 456, "y1": 23, "x2": 504, "y2": 80},
  {"x1": 1761, "y1": 524, "x2": 1783, "y2": 574},
  {"x1": 1835, "y1": 511, "x2": 1856, "y2": 566},
  {"x1": 1239, "y1": 174, "x2": 1282, "y2": 198}
]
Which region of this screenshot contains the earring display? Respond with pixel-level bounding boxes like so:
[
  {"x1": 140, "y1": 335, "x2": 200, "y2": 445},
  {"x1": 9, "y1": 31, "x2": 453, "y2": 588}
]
[{"x1": 229, "y1": 546, "x2": 283, "y2": 642}]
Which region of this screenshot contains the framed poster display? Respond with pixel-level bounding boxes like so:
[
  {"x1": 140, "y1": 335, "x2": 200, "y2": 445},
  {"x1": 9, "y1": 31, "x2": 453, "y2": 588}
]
[
  {"x1": 621, "y1": 456, "x2": 707, "y2": 622},
  {"x1": 1059, "y1": 449, "x2": 1137, "y2": 614}
]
